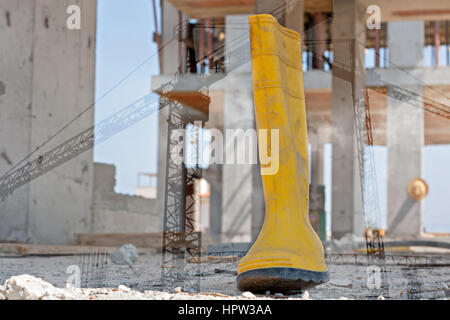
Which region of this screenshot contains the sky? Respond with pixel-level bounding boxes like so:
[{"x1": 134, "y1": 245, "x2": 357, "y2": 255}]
[
  {"x1": 94, "y1": 1, "x2": 449, "y2": 232},
  {"x1": 94, "y1": 0, "x2": 160, "y2": 194}
]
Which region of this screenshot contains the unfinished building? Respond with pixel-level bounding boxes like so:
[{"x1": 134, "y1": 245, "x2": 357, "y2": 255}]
[{"x1": 0, "y1": 0, "x2": 449, "y2": 300}]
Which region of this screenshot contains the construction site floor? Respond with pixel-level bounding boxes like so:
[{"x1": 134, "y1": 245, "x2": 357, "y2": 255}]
[{"x1": 0, "y1": 252, "x2": 449, "y2": 300}]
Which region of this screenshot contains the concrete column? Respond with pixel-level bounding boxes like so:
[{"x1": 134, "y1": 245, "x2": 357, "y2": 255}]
[
  {"x1": 221, "y1": 15, "x2": 256, "y2": 243},
  {"x1": 208, "y1": 170, "x2": 222, "y2": 242},
  {"x1": 255, "y1": 0, "x2": 304, "y2": 33},
  {"x1": 255, "y1": 0, "x2": 285, "y2": 25},
  {"x1": 161, "y1": 1, "x2": 181, "y2": 75},
  {"x1": 203, "y1": 91, "x2": 224, "y2": 243},
  {"x1": 285, "y1": 0, "x2": 304, "y2": 37},
  {"x1": 156, "y1": 0, "x2": 180, "y2": 220},
  {"x1": 331, "y1": 0, "x2": 365, "y2": 239},
  {"x1": 0, "y1": 0, "x2": 97, "y2": 244},
  {"x1": 30, "y1": 0, "x2": 96, "y2": 244},
  {"x1": 387, "y1": 21, "x2": 424, "y2": 238},
  {"x1": 310, "y1": 127, "x2": 324, "y2": 187},
  {"x1": 251, "y1": 157, "x2": 265, "y2": 241},
  {"x1": 310, "y1": 126, "x2": 327, "y2": 240},
  {"x1": 0, "y1": 0, "x2": 35, "y2": 242}
]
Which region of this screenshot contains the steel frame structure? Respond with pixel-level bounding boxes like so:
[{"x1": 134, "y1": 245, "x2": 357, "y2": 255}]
[{"x1": 160, "y1": 98, "x2": 204, "y2": 291}]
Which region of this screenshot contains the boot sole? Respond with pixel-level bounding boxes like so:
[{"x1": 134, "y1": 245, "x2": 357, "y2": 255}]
[{"x1": 237, "y1": 267, "x2": 329, "y2": 293}]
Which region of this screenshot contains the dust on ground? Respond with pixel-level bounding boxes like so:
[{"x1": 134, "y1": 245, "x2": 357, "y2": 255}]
[{"x1": 0, "y1": 252, "x2": 448, "y2": 300}]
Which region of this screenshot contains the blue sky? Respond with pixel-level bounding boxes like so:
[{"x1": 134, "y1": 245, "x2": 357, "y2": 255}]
[
  {"x1": 94, "y1": 0, "x2": 160, "y2": 194},
  {"x1": 94, "y1": 1, "x2": 449, "y2": 232}
]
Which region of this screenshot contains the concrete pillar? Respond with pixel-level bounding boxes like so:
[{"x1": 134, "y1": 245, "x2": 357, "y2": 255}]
[
  {"x1": 160, "y1": 1, "x2": 181, "y2": 75},
  {"x1": 0, "y1": 1, "x2": 35, "y2": 242},
  {"x1": 310, "y1": 127, "x2": 326, "y2": 239},
  {"x1": 251, "y1": 158, "x2": 265, "y2": 241},
  {"x1": 208, "y1": 170, "x2": 222, "y2": 242},
  {"x1": 387, "y1": 21, "x2": 424, "y2": 238},
  {"x1": 221, "y1": 15, "x2": 257, "y2": 242},
  {"x1": 331, "y1": 0, "x2": 365, "y2": 239},
  {"x1": 203, "y1": 91, "x2": 224, "y2": 243},
  {"x1": 310, "y1": 127, "x2": 324, "y2": 187},
  {"x1": 255, "y1": 0, "x2": 304, "y2": 34},
  {"x1": 156, "y1": 0, "x2": 180, "y2": 219},
  {"x1": 255, "y1": 0, "x2": 285, "y2": 25},
  {"x1": 0, "y1": 0, "x2": 97, "y2": 244},
  {"x1": 285, "y1": 0, "x2": 304, "y2": 37}
]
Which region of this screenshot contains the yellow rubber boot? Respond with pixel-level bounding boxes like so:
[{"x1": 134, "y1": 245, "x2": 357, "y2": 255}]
[{"x1": 237, "y1": 14, "x2": 329, "y2": 292}]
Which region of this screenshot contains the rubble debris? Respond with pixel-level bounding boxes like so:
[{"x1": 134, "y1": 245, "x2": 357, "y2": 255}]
[
  {"x1": 0, "y1": 275, "x2": 259, "y2": 300},
  {"x1": 0, "y1": 275, "x2": 81, "y2": 300},
  {"x1": 301, "y1": 291, "x2": 309, "y2": 300},
  {"x1": 174, "y1": 286, "x2": 182, "y2": 293},
  {"x1": 118, "y1": 285, "x2": 131, "y2": 292},
  {"x1": 110, "y1": 244, "x2": 138, "y2": 265},
  {"x1": 240, "y1": 291, "x2": 256, "y2": 299}
]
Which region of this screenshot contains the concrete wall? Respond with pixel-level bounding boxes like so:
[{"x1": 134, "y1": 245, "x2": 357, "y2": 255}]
[
  {"x1": 0, "y1": 0, "x2": 96, "y2": 244},
  {"x1": 92, "y1": 163, "x2": 161, "y2": 233}
]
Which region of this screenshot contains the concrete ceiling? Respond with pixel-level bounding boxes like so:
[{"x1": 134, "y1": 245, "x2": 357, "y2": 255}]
[
  {"x1": 166, "y1": 0, "x2": 333, "y2": 19},
  {"x1": 166, "y1": 0, "x2": 255, "y2": 19},
  {"x1": 167, "y1": 0, "x2": 450, "y2": 22}
]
